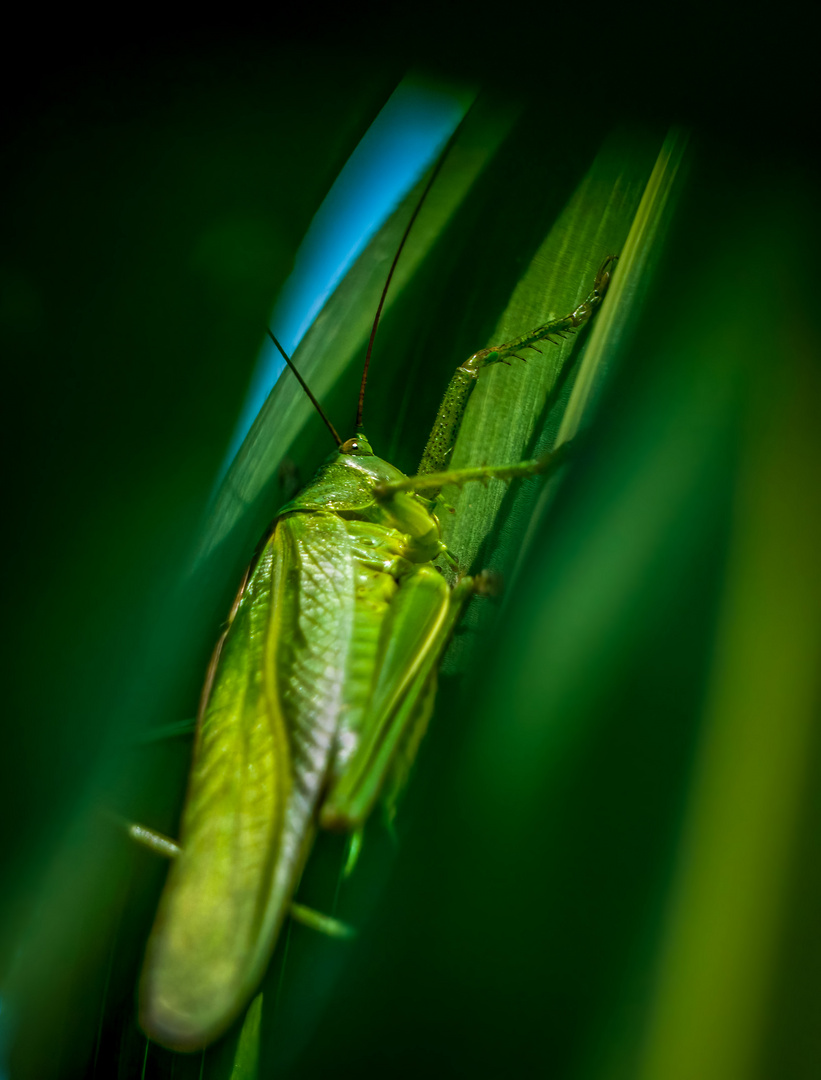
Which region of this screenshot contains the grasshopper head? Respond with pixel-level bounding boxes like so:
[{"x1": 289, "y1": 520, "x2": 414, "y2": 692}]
[{"x1": 338, "y1": 433, "x2": 374, "y2": 456}]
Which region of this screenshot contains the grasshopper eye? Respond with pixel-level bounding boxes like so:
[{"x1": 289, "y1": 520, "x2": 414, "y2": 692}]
[{"x1": 341, "y1": 437, "x2": 362, "y2": 454}]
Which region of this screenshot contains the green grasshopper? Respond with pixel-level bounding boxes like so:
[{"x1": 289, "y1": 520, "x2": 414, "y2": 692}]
[{"x1": 137, "y1": 166, "x2": 616, "y2": 1049}]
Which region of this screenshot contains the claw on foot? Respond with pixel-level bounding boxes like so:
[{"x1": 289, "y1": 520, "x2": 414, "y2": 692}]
[
  {"x1": 473, "y1": 568, "x2": 504, "y2": 598},
  {"x1": 594, "y1": 254, "x2": 619, "y2": 297}
]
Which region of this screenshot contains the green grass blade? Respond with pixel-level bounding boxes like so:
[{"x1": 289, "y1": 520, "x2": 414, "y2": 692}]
[
  {"x1": 229, "y1": 994, "x2": 262, "y2": 1080},
  {"x1": 557, "y1": 126, "x2": 690, "y2": 445}
]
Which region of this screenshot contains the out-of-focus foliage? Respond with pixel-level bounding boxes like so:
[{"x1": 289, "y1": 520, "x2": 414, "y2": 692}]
[{"x1": 2, "y1": 26, "x2": 819, "y2": 1080}]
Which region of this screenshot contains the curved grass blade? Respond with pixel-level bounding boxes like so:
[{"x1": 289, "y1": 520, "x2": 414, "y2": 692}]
[{"x1": 438, "y1": 125, "x2": 674, "y2": 671}]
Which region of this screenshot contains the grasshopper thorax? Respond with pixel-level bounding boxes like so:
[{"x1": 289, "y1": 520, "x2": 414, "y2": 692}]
[
  {"x1": 278, "y1": 430, "x2": 405, "y2": 518},
  {"x1": 279, "y1": 433, "x2": 441, "y2": 563}
]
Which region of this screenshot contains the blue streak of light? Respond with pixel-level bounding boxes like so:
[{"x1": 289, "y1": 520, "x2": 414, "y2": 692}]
[{"x1": 222, "y1": 78, "x2": 471, "y2": 470}]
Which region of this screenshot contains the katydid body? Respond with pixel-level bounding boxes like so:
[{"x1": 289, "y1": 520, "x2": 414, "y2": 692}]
[{"x1": 138, "y1": 257, "x2": 616, "y2": 1052}]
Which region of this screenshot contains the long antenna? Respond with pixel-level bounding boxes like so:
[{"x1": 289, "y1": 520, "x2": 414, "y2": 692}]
[
  {"x1": 355, "y1": 131, "x2": 459, "y2": 431},
  {"x1": 266, "y1": 328, "x2": 342, "y2": 447}
]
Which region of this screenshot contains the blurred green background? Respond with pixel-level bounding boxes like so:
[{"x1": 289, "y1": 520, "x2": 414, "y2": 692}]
[{"x1": 2, "y1": 15, "x2": 819, "y2": 1080}]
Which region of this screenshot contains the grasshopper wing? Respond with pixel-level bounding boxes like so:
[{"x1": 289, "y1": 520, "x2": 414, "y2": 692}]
[{"x1": 139, "y1": 512, "x2": 355, "y2": 1051}]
